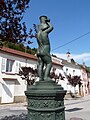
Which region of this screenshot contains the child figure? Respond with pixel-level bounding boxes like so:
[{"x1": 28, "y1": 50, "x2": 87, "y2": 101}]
[{"x1": 36, "y1": 16, "x2": 53, "y2": 81}]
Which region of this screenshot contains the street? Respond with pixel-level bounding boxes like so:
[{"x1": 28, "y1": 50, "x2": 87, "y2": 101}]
[
  {"x1": 65, "y1": 95, "x2": 90, "y2": 120},
  {"x1": 0, "y1": 94, "x2": 90, "y2": 120}
]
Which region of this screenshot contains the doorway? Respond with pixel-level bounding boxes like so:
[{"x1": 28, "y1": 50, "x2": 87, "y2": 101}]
[{"x1": 1, "y1": 80, "x2": 15, "y2": 103}]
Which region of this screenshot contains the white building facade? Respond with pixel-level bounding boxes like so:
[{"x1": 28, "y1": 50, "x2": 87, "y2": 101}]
[
  {"x1": 62, "y1": 61, "x2": 81, "y2": 94},
  {"x1": 0, "y1": 47, "x2": 64, "y2": 103},
  {"x1": 0, "y1": 47, "x2": 37, "y2": 103},
  {"x1": 61, "y1": 58, "x2": 89, "y2": 96},
  {"x1": 0, "y1": 47, "x2": 89, "y2": 104}
]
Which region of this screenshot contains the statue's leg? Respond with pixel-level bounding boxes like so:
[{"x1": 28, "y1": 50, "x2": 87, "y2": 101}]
[
  {"x1": 44, "y1": 62, "x2": 52, "y2": 81},
  {"x1": 42, "y1": 55, "x2": 52, "y2": 81},
  {"x1": 37, "y1": 57, "x2": 44, "y2": 81}
]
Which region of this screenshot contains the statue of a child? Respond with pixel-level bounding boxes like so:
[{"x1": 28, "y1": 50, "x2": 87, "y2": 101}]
[{"x1": 36, "y1": 16, "x2": 53, "y2": 81}]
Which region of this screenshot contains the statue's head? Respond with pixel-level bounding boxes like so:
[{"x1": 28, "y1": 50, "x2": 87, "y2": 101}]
[{"x1": 39, "y1": 16, "x2": 50, "y2": 23}]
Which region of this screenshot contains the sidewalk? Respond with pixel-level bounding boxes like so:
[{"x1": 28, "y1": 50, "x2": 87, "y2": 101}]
[
  {"x1": 65, "y1": 94, "x2": 90, "y2": 120},
  {"x1": 0, "y1": 95, "x2": 90, "y2": 120},
  {"x1": 0, "y1": 102, "x2": 27, "y2": 119}
]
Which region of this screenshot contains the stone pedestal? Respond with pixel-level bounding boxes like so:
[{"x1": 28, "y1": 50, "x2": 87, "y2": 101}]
[{"x1": 25, "y1": 80, "x2": 66, "y2": 120}]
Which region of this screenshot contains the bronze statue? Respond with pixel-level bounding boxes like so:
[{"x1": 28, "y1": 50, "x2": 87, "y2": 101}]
[{"x1": 36, "y1": 16, "x2": 53, "y2": 81}]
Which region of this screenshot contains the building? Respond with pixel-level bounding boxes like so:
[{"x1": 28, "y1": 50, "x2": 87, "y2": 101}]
[
  {"x1": 60, "y1": 52, "x2": 89, "y2": 97},
  {"x1": 0, "y1": 47, "x2": 63, "y2": 103},
  {"x1": 0, "y1": 47, "x2": 89, "y2": 104},
  {"x1": 87, "y1": 72, "x2": 90, "y2": 93},
  {"x1": 80, "y1": 65, "x2": 89, "y2": 96},
  {"x1": 61, "y1": 58, "x2": 81, "y2": 94},
  {"x1": 0, "y1": 47, "x2": 37, "y2": 103}
]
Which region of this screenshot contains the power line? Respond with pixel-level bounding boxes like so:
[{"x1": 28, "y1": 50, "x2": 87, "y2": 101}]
[{"x1": 51, "y1": 32, "x2": 90, "y2": 51}]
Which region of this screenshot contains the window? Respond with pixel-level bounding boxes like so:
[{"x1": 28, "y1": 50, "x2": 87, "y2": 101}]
[
  {"x1": 1, "y1": 58, "x2": 15, "y2": 73},
  {"x1": 66, "y1": 68, "x2": 68, "y2": 75},
  {"x1": 73, "y1": 70, "x2": 75, "y2": 75},
  {"x1": 1, "y1": 58, "x2": 6, "y2": 72},
  {"x1": 6, "y1": 59, "x2": 14, "y2": 72}
]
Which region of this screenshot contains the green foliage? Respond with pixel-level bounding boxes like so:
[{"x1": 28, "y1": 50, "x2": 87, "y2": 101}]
[
  {"x1": 0, "y1": 0, "x2": 32, "y2": 45},
  {"x1": 71, "y1": 58, "x2": 76, "y2": 64},
  {"x1": 31, "y1": 48, "x2": 37, "y2": 54},
  {"x1": 2, "y1": 41, "x2": 37, "y2": 55},
  {"x1": 0, "y1": 0, "x2": 38, "y2": 54},
  {"x1": 25, "y1": 47, "x2": 37, "y2": 54},
  {"x1": 86, "y1": 67, "x2": 90, "y2": 73}
]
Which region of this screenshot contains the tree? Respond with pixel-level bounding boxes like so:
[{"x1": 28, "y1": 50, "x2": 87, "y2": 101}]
[
  {"x1": 50, "y1": 68, "x2": 65, "y2": 83},
  {"x1": 86, "y1": 66, "x2": 90, "y2": 73},
  {"x1": 19, "y1": 67, "x2": 65, "y2": 87},
  {"x1": 66, "y1": 74, "x2": 81, "y2": 87},
  {"x1": 0, "y1": 0, "x2": 34, "y2": 45},
  {"x1": 19, "y1": 67, "x2": 38, "y2": 87},
  {"x1": 66, "y1": 74, "x2": 82, "y2": 96}
]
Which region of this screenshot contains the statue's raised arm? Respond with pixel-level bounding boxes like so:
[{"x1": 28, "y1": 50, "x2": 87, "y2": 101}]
[{"x1": 43, "y1": 21, "x2": 53, "y2": 33}]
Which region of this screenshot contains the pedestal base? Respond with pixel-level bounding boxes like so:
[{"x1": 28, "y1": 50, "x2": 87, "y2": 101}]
[{"x1": 25, "y1": 80, "x2": 66, "y2": 120}]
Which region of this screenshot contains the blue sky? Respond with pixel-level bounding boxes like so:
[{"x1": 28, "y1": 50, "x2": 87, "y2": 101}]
[{"x1": 22, "y1": 0, "x2": 90, "y2": 66}]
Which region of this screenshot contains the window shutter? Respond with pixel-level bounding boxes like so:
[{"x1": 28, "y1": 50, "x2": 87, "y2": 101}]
[
  {"x1": 15, "y1": 62, "x2": 21, "y2": 73},
  {"x1": 19, "y1": 63, "x2": 21, "y2": 68},
  {"x1": 1, "y1": 58, "x2": 6, "y2": 72},
  {"x1": 15, "y1": 62, "x2": 19, "y2": 73}
]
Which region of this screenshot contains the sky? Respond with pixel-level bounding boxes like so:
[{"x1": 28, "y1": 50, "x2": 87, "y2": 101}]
[{"x1": 22, "y1": 0, "x2": 90, "y2": 66}]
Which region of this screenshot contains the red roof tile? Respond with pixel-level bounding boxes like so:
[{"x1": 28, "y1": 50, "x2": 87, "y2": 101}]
[{"x1": 0, "y1": 47, "x2": 63, "y2": 66}]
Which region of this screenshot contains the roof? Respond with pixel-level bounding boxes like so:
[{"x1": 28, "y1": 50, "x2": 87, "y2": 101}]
[
  {"x1": 0, "y1": 47, "x2": 63, "y2": 67},
  {"x1": 60, "y1": 58, "x2": 80, "y2": 69},
  {"x1": 0, "y1": 47, "x2": 37, "y2": 61}
]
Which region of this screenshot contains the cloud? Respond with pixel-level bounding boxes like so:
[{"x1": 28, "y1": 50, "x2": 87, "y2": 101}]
[
  {"x1": 72, "y1": 53, "x2": 90, "y2": 61},
  {"x1": 53, "y1": 52, "x2": 90, "y2": 65}
]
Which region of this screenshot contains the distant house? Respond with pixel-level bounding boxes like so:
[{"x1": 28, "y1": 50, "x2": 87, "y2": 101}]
[
  {"x1": 60, "y1": 51, "x2": 89, "y2": 96},
  {"x1": 61, "y1": 58, "x2": 81, "y2": 94},
  {"x1": 87, "y1": 72, "x2": 90, "y2": 93},
  {"x1": 80, "y1": 65, "x2": 89, "y2": 96}
]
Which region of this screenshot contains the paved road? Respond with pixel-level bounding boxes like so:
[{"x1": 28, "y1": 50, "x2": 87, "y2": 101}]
[
  {"x1": 65, "y1": 95, "x2": 90, "y2": 120},
  {"x1": 0, "y1": 95, "x2": 90, "y2": 120}
]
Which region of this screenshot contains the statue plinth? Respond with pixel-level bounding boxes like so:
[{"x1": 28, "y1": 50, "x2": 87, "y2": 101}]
[{"x1": 25, "y1": 80, "x2": 66, "y2": 120}]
